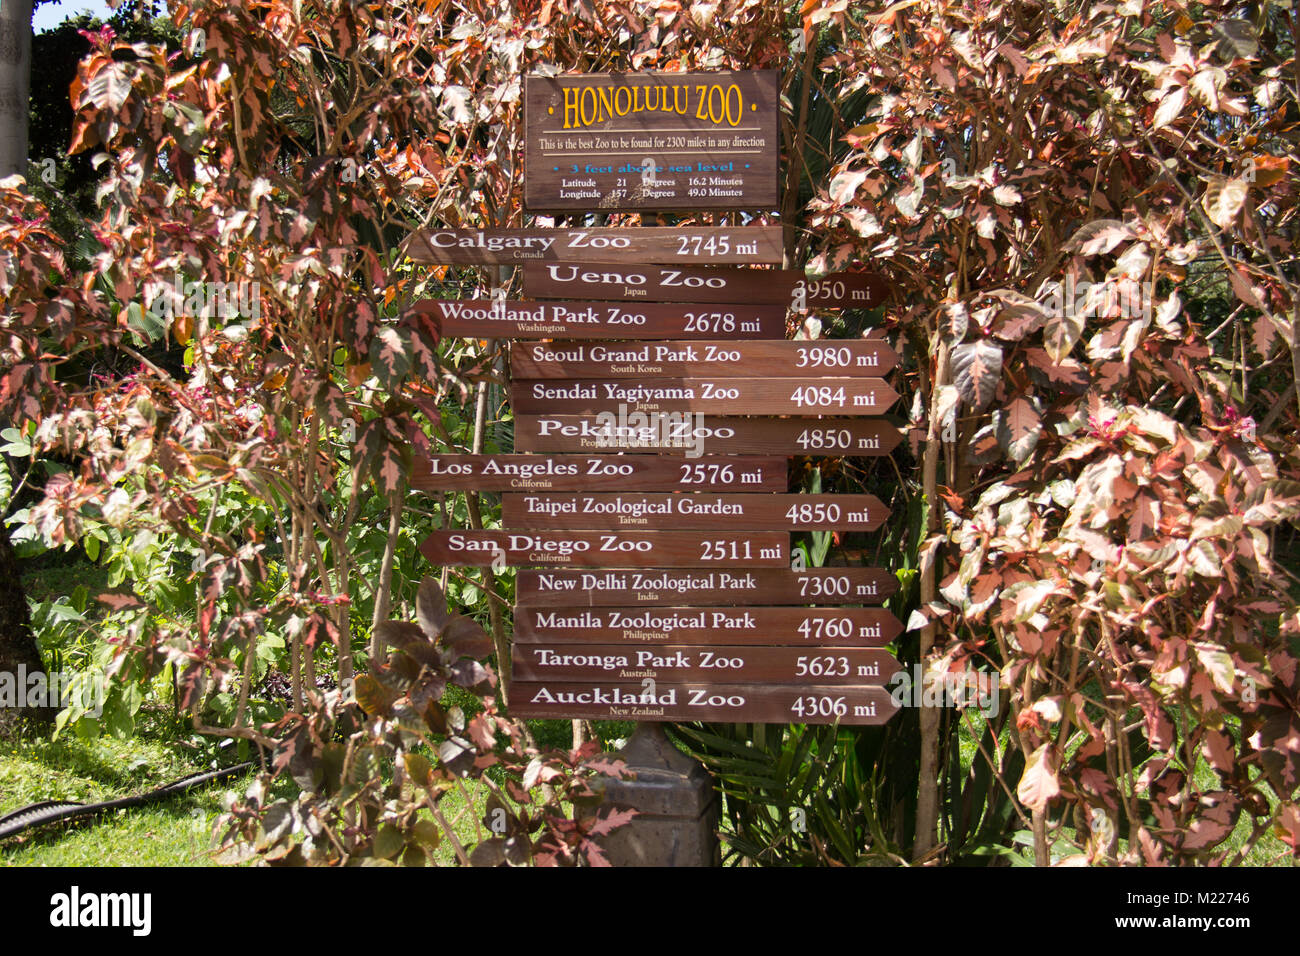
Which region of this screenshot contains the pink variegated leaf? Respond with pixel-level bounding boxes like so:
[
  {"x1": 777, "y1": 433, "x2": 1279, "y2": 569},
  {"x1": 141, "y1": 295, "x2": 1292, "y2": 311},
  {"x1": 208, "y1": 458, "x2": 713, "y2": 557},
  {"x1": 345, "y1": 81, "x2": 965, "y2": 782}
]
[
  {"x1": 1017, "y1": 744, "x2": 1060, "y2": 812},
  {"x1": 368, "y1": 326, "x2": 412, "y2": 387},
  {"x1": 585, "y1": 807, "x2": 638, "y2": 839},
  {"x1": 1062, "y1": 219, "x2": 1131, "y2": 256},
  {"x1": 372, "y1": 438, "x2": 408, "y2": 500},
  {"x1": 951, "y1": 338, "x2": 1002, "y2": 410}
]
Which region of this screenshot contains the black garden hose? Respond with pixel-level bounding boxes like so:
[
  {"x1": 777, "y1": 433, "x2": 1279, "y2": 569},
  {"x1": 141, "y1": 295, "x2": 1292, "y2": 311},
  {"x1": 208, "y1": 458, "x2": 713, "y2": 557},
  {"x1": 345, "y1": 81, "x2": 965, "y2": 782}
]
[{"x1": 0, "y1": 760, "x2": 255, "y2": 841}]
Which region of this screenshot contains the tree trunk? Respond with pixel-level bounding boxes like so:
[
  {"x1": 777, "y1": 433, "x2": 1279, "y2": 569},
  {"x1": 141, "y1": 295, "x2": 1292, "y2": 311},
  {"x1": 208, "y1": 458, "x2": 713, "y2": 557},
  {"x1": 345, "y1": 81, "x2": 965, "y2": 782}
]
[
  {"x1": 0, "y1": 522, "x2": 53, "y2": 731},
  {"x1": 0, "y1": 0, "x2": 49, "y2": 733},
  {"x1": 0, "y1": 0, "x2": 31, "y2": 178}
]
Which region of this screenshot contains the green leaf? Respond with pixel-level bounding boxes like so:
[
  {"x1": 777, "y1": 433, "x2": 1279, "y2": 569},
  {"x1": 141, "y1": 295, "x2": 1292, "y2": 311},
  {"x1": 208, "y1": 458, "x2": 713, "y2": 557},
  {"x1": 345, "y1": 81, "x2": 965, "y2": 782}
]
[
  {"x1": 811, "y1": 529, "x2": 832, "y2": 567},
  {"x1": 401, "y1": 844, "x2": 427, "y2": 867},
  {"x1": 162, "y1": 99, "x2": 207, "y2": 153},
  {"x1": 354, "y1": 674, "x2": 398, "y2": 717},
  {"x1": 71, "y1": 713, "x2": 99, "y2": 739},
  {"x1": 373, "y1": 824, "x2": 404, "y2": 860},
  {"x1": 411, "y1": 818, "x2": 442, "y2": 849},
  {"x1": 0, "y1": 427, "x2": 31, "y2": 458},
  {"x1": 125, "y1": 301, "x2": 166, "y2": 344},
  {"x1": 404, "y1": 752, "x2": 433, "y2": 784},
  {"x1": 102, "y1": 697, "x2": 135, "y2": 739}
]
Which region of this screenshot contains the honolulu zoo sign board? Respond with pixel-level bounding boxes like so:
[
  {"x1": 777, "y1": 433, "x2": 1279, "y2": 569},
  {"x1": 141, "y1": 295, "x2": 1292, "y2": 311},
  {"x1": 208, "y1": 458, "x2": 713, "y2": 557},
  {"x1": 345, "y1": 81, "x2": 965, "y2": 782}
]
[
  {"x1": 405, "y1": 66, "x2": 908, "y2": 732},
  {"x1": 524, "y1": 70, "x2": 779, "y2": 212}
]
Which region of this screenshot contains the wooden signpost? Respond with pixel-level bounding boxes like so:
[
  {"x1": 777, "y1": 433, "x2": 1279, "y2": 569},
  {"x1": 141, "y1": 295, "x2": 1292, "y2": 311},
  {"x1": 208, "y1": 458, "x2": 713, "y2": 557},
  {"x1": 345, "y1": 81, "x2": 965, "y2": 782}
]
[
  {"x1": 502, "y1": 493, "x2": 888, "y2": 531},
  {"x1": 515, "y1": 568, "x2": 900, "y2": 607},
  {"x1": 418, "y1": 530, "x2": 789, "y2": 568},
  {"x1": 512, "y1": 378, "x2": 900, "y2": 416},
  {"x1": 405, "y1": 70, "x2": 907, "y2": 862},
  {"x1": 507, "y1": 681, "x2": 900, "y2": 724},
  {"x1": 409, "y1": 454, "x2": 787, "y2": 491},
  {"x1": 409, "y1": 299, "x2": 786, "y2": 340},
  {"x1": 513, "y1": 605, "x2": 903, "y2": 645},
  {"x1": 509, "y1": 339, "x2": 899, "y2": 379},
  {"x1": 512, "y1": 645, "x2": 898, "y2": 685},
  {"x1": 515, "y1": 415, "x2": 904, "y2": 456},
  {"x1": 404, "y1": 226, "x2": 784, "y2": 265},
  {"x1": 523, "y1": 71, "x2": 781, "y2": 212},
  {"x1": 522, "y1": 261, "x2": 888, "y2": 308}
]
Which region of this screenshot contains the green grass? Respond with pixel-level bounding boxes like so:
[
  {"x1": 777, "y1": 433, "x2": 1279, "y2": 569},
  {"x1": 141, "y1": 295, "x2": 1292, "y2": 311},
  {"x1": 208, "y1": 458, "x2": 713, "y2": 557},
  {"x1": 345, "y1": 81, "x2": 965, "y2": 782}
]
[
  {"x1": 528, "y1": 719, "x2": 635, "y2": 752},
  {"x1": 0, "y1": 716, "x2": 607, "y2": 867},
  {"x1": 0, "y1": 716, "x2": 484, "y2": 866},
  {"x1": 19, "y1": 553, "x2": 111, "y2": 605},
  {"x1": 0, "y1": 726, "x2": 253, "y2": 866}
]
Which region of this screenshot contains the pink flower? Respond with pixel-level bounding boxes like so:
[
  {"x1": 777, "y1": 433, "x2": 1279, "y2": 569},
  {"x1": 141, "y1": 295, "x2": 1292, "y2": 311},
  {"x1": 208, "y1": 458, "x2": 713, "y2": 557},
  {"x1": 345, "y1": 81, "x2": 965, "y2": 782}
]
[
  {"x1": 1086, "y1": 414, "x2": 1121, "y2": 440},
  {"x1": 76, "y1": 24, "x2": 117, "y2": 49}
]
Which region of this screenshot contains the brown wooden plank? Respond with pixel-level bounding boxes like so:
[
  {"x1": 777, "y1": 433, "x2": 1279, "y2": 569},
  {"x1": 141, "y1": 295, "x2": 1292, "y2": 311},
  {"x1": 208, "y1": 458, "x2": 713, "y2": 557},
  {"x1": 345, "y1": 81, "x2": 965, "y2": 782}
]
[
  {"x1": 513, "y1": 606, "x2": 902, "y2": 646},
  {"x1": 515, "y1": 568, "x2": 899, "y2": 606},
  {"x1": 522, "y1": 262, "x2": 886, "y2": 308},
  {"x1": 523, "y1": 261, "x2": 795, "y2": 303},
  {"x1": 507, "y1": 681, "x2": 900, "y2": 724},
  {"x1": 515, "y1": 415, "x2": 903, "y2": 456},
  {"x1": 795, "y1": 273, "x2": 891, "y2": 309},
  {"x1": 403, "y1": 226, "x2": 784, "y2": 265},
  {"x1": 509, "y1": 339, "x2": 899, "y2": 379},
  {"x1": 409, "y1": 454, "x2": 786, "y2": 492},
  {"x1": 419, "y1": 531, "x2": 787, "y2": 568},
  {"x1": 512, "y1": 645, "x2": 898, "y2": 685},
  {"x1": 407, "y1": 299, "x2": 785, "y2": 340},
  {"x1": 503, "y1": 493, "x2": 887, "y2": 531},
  {"x1": 512, "y1": 378, "x2": 899, "y2": 416},
  {"x1": 524, "y1": 71, "x2": 780, "y2": 213}
]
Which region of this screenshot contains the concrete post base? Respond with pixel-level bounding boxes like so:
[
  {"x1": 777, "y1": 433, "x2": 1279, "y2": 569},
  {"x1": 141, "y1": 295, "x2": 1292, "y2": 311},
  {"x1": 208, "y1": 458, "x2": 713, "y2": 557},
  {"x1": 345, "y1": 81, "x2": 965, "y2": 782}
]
[{"x1": 581, "y1": 722, "x2": 720, "y2": 866}]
